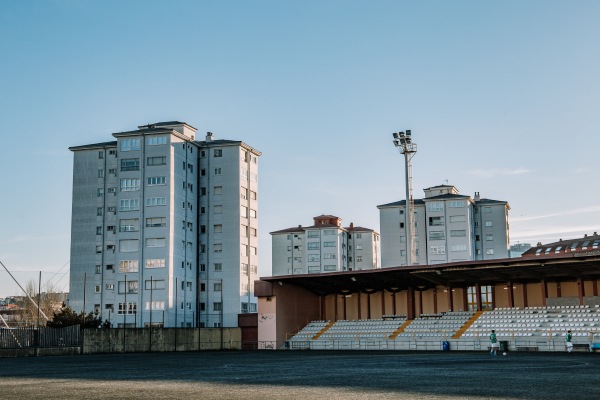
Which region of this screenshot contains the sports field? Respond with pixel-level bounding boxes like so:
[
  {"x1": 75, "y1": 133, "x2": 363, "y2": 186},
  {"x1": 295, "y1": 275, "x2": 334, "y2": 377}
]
[{"x1": 0, "y1": 351, "x2": 598, "y2": 400}]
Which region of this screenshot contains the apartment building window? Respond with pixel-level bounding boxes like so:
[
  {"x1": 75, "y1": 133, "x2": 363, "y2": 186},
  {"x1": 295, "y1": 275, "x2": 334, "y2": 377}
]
[
  {"x1": 485, "y1": 220, "x2": 493, "y2": 227},
  {"x1": 250, "y1": 227, "x2": 257, "y2": 237},
  {"x1": 147, "y1": 176, "x2": 166, "y2": 186},
  {"x1": 108, "y1": 206, "x2": 116, "y2": 214},
  {"x1": 214, "y1": 149, "x2": 223, "y2": 157},
  {"x1": 308, "y1": 266, "x2": 321, "y2": 273},
  {"x1": 251, "y1": 246, "x2": 257, "y2": 255},
  {"x1": 449, "y1": 201, "x2": 465, "y2": 208},
  {"x1": 97, "y1": 188, "x2": 104, "y2": 197},
  {"x1": 119, "y1": 239, "x2": 139, "y2": 253},
  {"x1": 484, "y1": 207, "x2": 492, "y2": 214},
  {"x1": 118, "y1": 302, "x2": 137, "y2": 315},
  {"x1": 428, "y1": 202, "x2": 443, "y2": 212},
  {"x1": 200, "y1": 168, "x2": 206, "y2": 176},
  {"x1": 486, "y1": 248, "x2": 495, "y2": 255},
  {"x1": 250, "y1": 173, "x2": 257, "y2": 182},
  {"x1": 119, "y1": 219, "x2": 138, "y2": 232},
  {"x1": 214, "y1": 168, "x2": 222, "y2": 175},
  {"x1": 429, "y1": 231, "x2": 445, "y2": 241},
  {"x1": 121, "y1": 139, "x2": 140, "y2": 151},
  {"x1": 451, "y1": 244, "x2": 467, "y2": 252},
  {"x1": 323, "y1": 229, "x2": 336, "y2": 236},
  {"x1": 213, "y1": 302, "x2": 223, "y2": 311},
  {"x1": 212, "y1": 262, "x2": 222, "y2": 272},
  {"x1": 146, "y1": 238, "x2": 165, "y2": 247},
  {"x1": 214, "y1": 224, "x2": 223, "y2": 233},
  {"x1": 99, "y1": 151, "x2": 104, "y2": 159},
  {"x1": 449, "y1": 215, "x2": 466, "y2": 223},
  {"x1": 120, "y1": 198, "x2": 140, "y2": 211},
  {"x1": 241, "y1": 205, "x2": 248, "y2": 217},
  {"x1": 213, "y1": 282, "x2": 222, "y2": 291},
  {"x1": 119, "y1": 260, "x2": 139, "y2": 273},
  {"x1": 106, "y1": 264, "x2": 114, "y2": 271},
  {"x1": 214, "y1": 244, "x2": 223, "y2": 253},
  {"x1": 307, "y1": 231, "x2": 319, "y2": 238},
  {"x1": 356, "y1": 244, "x2": 362, "y2": 250},
  {"x1": 118, "y1": 280, "x2": 138, "y2": 294},
  {"x1": 356, "y1": 256, "x2": 363, "y2": 262},
  {"x1": 214, "y1": 186, "x2": 222, "y2": 195},
  {"x1": 107, "y1": 187, "x2": 117, "y2": 194},
  {"x1": 147, "y1": 136, "x2": 167, "y2": 145},
  {"x1": 145, "y1": 259, "x2": 165, "y2": 268},
  {"x1": 107, "y1": 244, "x2": 115, "y2": 252},
  {"x1": 400, "y1": 250, "x2": 406, "y2": 256},
  {"x1": 145, "y1": 301, "x2": 165, "y2": 311},
  {"x1": 323, "y1": 242, "x2": 336, "y2": 247},
  {"x1": 97, "y1": 207, "x2": 103, "y2": 216},
  {"x1": 120, "y1": 178, "x2": 140, "y2": 191},
  {"x1": 450, "y1": 230, "x2": 466, "y2": 237},
  {"x1": 214, "y1": 205, "x2": 222, "y2": 214},
  {"x1": 307, "y1": 254, "x2": 319, "y2": 262},
  {"x1": 324, "y1": 253, "x2": 336, "y2": 259},
  {"x1": 400, "y1": 235, "x2": 406, "y2": 243},
  {"x1": 323, "y1": 265, "x2": 336, "y2": 271},
  {"x1": 250, "y1": 209, "x2": 257, "y2": 218},
  {"x1": 96, "y1": 226, "x2": 102, "y2": 235},
  {"x1": 430, "y1": 245, "x2": 446, "y2": 255},
  {"x1": 95, "y1": 265, "x2": 102, "y2": 274},
  {"x1": 109, "y1": 150, "x2": 117, "y2": 157},
  {"x1": 429, "y1": 216, "x2": 444, "y2": 226},
  {"x1": 121, "y1": 158, "x2": 140, "y2": 171},
  {"x1": 146, "y1": 197, "x2": 166, "y2": 207},
  {"x1": 146, "y1": 217, "x2": 166, "y2": 227},
  {"x1": 98, "y1": 169, "x2": 104, "y2": 178},
  {"x1": 486, "y1": 234, "x2": 494, "y2": 241},
  {"x1": 307, "y1": 242, "x2": 320, "y2": 250},
  {"x1": 147, "y1": 156, "x2": 166, "y2": 166},
  {"x1": 250, "y1": 190, "x2": 257, "y2": 200},
  {"x1": 106, "y1": 284, "x2": 114, "y2": 291}
]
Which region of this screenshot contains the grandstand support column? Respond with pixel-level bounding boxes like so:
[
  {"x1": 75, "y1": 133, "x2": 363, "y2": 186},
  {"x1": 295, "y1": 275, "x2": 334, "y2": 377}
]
[
  {"x1": 418, "y1": 289, "x2": 423, "y2": 316},
  {"x1": 392, "y1": 292, "x2": 397, "y2": 315},
  {"x1": 433, "y1": 288, "x2": 438, "y2": 314},
  {"x1": 522, "y1": 284, "x2": 528, "y2": 308},
  {"x1": 357, "y1": 292, "x2": 362, "y2": 319},
  {"x1": 557, "y1": 282, "x2": 562, "y2": 298},
  {"x1": 367, "y1": 293, "x2": 371, "y2": 319},
  {"x1": 507, "y1": 281, "x2": 514, "y2": 308},
  {"x1": 381, "y1": 290, "x2": 386, "y2": 316},
  {"x1": 320, "y1": 296, "x2": 325, "y2": 321},
  {"x1": 334, "y1": 295, "x2": 338, "y2": 321},
  {"x1": 462, "y1": 288, "x2": 468, "y2": 312},
  {"x1": 541, "y1": 280, "x2": 548, "y2": 307},
  {"x1": 593, "y1": 279, "x2": 598, "y2": 297},
  {"x1": 491, "y1": 285, "x2": 496, "y2": 309},
  {"x1": 476, "y1": 284, "x2": 482, "y2": 312},
  {"x1": 446, "y1": 286, "x2": 454, "y2": 312},
  {"x1": 577, "y1": 278, "x2": 585, "y2": 305},
  {"x1": 343, "y1": 294, "x2": 347, "y2": 320},
  {"x1": 407, "y1": 287, "x2": 416, "y2": 320}
]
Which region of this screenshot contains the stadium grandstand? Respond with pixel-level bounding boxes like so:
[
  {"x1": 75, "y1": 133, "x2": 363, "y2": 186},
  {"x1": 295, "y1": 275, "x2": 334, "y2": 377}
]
[{"x1": 255, "y1": 233, "x2": 600, "y2": 352}]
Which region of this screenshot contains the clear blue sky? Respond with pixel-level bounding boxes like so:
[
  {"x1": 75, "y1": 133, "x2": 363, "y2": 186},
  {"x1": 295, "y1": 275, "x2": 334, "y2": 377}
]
[{"x1": 1, "y1": 1, "x2": 599, "y2": 298}]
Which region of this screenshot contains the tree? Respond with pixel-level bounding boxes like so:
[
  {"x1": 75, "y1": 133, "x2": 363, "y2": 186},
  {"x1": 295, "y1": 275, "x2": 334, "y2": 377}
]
[
  {"x1": 14, "y1": 280, "x2": 66, "y2": 327},
  {"x1": 47, "y1": 305, "x2": 103, "y2": 329}
]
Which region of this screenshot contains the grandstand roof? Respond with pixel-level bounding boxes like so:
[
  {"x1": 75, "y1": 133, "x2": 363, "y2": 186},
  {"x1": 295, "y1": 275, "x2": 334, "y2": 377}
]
[{"x1": 262, "y1": 253, "x2": 600, "y2": 296}]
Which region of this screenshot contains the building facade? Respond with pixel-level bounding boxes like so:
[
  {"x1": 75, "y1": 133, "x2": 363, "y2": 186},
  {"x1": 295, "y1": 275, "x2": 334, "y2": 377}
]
[
  {"x1": 270, "y1": 215, "x2": 380, "y2": 275},
  {"x1": 69, "y1": 121, "x2": 260, "y2": 328},
  {"x1": 378, "y1": 184, "x2": 509, "y2": 267}
]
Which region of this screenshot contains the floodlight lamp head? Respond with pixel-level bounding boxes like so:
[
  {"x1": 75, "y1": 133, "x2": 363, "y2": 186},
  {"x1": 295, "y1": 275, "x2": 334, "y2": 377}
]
[
  {"x1": 392, "y1": 132, "x2": 399, "y2": 139},
  {"x1": 393, "y1": 139, "x2": 399, "y2": 146},
  {"x1": 406, "y1": 130, "x2": 411, "y2": 136}
]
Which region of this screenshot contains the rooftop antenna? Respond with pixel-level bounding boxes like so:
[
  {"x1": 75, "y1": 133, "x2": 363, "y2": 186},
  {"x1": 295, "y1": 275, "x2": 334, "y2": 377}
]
[{"x1": 392, "y1": 129, "x2": 417, "y2": 266}]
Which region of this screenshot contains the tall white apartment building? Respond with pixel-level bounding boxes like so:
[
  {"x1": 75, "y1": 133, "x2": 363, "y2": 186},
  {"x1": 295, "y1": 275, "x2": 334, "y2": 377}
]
[
  {"x1": 69, "y1": 121, "x2": 260, "y2": 328},
  {"x1": 270, "y1": 215, "x2": 380, "y2": 275},
  {"x1": 377, "y1": 184, "x2": 509, "y2": 267}
]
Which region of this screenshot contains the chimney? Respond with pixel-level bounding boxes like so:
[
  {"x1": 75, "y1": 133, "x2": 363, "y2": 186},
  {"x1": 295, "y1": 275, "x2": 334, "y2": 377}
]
[
  {"x1": 474, "y1": 192, "x2": 480, "y2": 201},
  {"x1": 206, "y1": 132, "x2": 213, "y2": 141},
  {"x1": 350, "y1": 222, "x2": 354, "y2": 229}
]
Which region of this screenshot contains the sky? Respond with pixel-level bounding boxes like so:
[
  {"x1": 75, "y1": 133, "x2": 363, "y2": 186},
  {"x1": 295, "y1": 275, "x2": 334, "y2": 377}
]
[{"x1": 1, "y1": 0, "x2": 599, "y2": 298}]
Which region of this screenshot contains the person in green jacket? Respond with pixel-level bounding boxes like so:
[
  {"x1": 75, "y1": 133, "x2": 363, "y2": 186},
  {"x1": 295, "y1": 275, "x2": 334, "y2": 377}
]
[
  {"x1": 490, "y1": 330, "x2": 499, "y2": 356},
  {"x1": 566, "y1": 330, "x2": 573, "y2": 353}
]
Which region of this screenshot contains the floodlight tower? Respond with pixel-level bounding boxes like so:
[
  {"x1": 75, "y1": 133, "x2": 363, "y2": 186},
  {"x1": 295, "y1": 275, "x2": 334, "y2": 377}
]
[{"x1": 392, "y1": 130, "x2": 417, "y2": 266}]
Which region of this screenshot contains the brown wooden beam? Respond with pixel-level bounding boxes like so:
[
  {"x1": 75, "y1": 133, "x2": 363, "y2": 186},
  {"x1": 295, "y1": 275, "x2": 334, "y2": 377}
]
[
  {"x1": 407, "y1": 287, "x2": 415, "y2": 320},
  {"x1": 476, "y1": 284, "x2": 482, "y2": 312},
  {"x1": 541, "y1": 280, "x2": 547, "y2": 307}
]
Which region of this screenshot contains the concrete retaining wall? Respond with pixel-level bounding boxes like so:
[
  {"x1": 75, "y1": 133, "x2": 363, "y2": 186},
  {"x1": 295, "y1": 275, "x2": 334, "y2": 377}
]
[{"x1": 83, "y1": 328, "x2": 242, "y2": 354}]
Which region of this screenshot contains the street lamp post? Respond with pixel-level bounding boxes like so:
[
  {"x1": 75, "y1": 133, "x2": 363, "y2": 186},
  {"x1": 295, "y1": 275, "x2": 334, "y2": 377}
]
[{"x1": 392, "y1": 130, "x2": 417, "y2": 266}]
